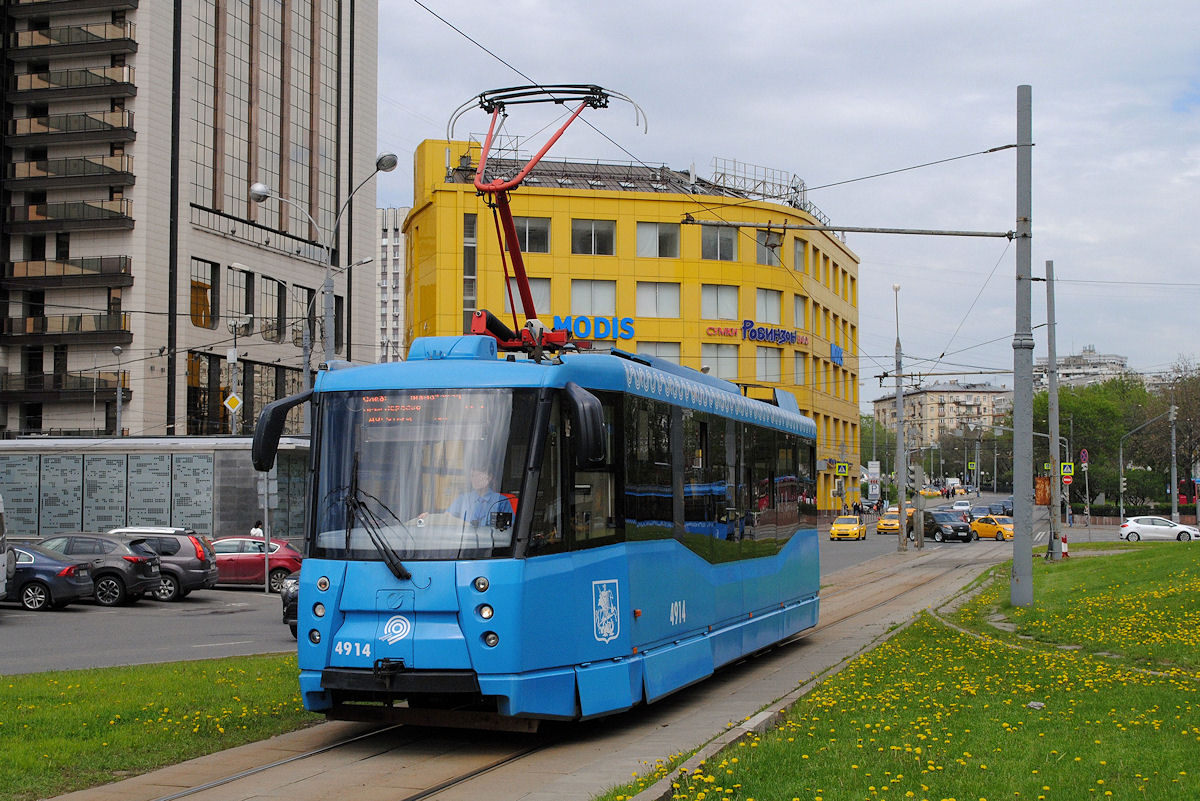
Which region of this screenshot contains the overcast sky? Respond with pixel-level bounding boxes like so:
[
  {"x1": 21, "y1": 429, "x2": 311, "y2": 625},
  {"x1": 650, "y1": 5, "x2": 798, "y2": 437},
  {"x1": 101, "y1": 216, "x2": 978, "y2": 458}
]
[{"x1": 375, "y1": 0, "x2": 1200, "y2": 413}]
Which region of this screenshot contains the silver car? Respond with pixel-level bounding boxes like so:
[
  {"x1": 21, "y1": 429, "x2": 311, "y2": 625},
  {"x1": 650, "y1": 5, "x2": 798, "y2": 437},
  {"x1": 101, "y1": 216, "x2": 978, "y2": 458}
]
[{"x1": 1119, "y1": 516, "x2": 1200, "y2": 542}]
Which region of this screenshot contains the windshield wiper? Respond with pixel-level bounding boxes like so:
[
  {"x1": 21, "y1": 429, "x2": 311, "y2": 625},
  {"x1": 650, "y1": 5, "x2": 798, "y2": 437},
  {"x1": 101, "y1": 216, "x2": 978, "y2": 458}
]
[{"x1": 344, "y1": 453, "x2": 412, "y2": 581}]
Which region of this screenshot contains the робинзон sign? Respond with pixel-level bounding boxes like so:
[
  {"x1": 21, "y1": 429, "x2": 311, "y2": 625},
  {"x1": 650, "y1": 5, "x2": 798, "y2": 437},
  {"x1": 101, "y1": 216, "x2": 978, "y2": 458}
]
[{"x1": 741, "y1": 319, "x2": 800, "y2": 345}]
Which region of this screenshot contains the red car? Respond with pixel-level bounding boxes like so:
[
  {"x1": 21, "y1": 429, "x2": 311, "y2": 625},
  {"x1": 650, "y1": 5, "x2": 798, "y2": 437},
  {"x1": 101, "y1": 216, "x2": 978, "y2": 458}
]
[{"x1": 211, "y1": 537, "x2": 303, "y2": 592}]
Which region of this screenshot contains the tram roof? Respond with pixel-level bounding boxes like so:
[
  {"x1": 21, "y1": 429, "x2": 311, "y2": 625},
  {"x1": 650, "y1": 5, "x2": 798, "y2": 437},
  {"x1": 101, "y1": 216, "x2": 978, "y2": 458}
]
[{"x1": 316, "y1": 336, "x2": 816, "y2": 439}]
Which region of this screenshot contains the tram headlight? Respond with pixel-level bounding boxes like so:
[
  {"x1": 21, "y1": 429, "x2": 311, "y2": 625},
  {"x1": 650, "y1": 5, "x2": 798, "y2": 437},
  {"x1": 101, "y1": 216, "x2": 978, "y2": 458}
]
[
  {"x1": 483, "y1": 631, "x2": 499, "y2": 647},
  {"x1": 473, "y1": 576, "x2": 489, "y2": 593},
  {"x1": 308, "y1": 629, "x2": 322, "y2": 644},
  {"x1": 317, "y1": 576, "x2": 330, "y2": 591},
  {"x1": 477, "y1": 604, "x2": 494, "y2": 620},
  {"x1": 313, "y1": 602, "x2": 326, "y2": 618}
]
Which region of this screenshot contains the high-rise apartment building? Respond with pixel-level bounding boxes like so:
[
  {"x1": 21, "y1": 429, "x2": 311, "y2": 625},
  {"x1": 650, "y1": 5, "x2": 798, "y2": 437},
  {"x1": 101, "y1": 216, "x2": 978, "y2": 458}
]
[
  {"x1": 376, "y1": 206, "x2": 408, "y2": 362},
  {"x1": 0, "y1": 0, "x2": 379, "y2": 438}
]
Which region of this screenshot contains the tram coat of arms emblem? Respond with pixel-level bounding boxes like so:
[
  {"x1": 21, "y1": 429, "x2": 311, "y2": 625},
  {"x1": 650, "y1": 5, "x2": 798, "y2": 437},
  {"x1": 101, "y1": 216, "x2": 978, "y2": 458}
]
[{"x1": 592, "y1": 579, "x2": 620, "y2": 643}]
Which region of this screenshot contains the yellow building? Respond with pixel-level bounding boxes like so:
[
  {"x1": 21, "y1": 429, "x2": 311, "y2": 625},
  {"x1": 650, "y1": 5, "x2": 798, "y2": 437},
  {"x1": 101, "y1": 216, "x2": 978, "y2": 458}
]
[{"x1": 404, "y1": 140, "x2": 861, "y2": 510}]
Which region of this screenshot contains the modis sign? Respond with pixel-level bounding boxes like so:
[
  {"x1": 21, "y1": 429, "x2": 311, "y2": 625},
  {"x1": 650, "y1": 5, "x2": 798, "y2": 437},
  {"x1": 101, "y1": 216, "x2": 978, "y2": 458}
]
[{"x1": 553, "y1": 315, "x2": 635, "y2": 340}]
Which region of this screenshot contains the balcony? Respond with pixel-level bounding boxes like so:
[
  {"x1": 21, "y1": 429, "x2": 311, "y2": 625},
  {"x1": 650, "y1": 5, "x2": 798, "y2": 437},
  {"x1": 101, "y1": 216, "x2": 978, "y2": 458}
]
[
  {"x1": 9, "y1": 22, "x2": 137, "y2": 61},
  {"x1": 5, "y1": 154, "x2": 135, "y2": 191},
  {"x1": 8, "y1": 110, "x2": 135, "y2": 146},
  {"x1": 8, "y1": 65, "x2": 136, "y2": 104},
  {"x1": 5, "y1": 199, "x2": 133, "y2": 233},
  {"x1": 1, "y1": 312, "x2": 131, "y2": 346},
  {"x1": 6, "y1": 0, "x2": 138, "y2": 19},
  {"x1": 0, "y1": 370, "x2": 129, "y2": 405},
  {"x1": 1, "y1": 255, "x2": 133, "y2": 290}
]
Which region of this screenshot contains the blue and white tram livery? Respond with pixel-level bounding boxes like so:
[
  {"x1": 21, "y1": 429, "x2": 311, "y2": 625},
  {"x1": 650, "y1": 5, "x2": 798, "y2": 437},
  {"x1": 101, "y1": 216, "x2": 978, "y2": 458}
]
[{"x1": 253, "y1": 334, "x2": 820, "y2": 728}]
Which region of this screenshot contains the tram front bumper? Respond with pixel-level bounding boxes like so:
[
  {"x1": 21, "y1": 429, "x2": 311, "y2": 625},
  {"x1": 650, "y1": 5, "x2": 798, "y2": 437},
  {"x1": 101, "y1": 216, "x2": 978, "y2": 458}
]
[{"x1": 320, "y1": 666, "x2": 480, "y2": 695}]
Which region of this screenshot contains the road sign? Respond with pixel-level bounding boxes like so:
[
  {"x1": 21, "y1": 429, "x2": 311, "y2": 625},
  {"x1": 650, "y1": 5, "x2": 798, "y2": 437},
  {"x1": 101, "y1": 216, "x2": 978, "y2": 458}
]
[
  {"x1": 968, "y1": 461, "x2": 976, "y2": 470},
  {"x1": 1043, "y1": 462, "x2": 1051, "y2": 471},
  {"x1": 1061, "y1": 462, "x2": 1075, "y2": 476},
  {"x1": 1079, "y1": 448, "x2": 1088, "y2": 464},
  {"x1": 223, "y1": 393, "x2": 242, "y2": 413},
  {"x1": 834, "y1": 462, "x2": 850, "y2": 476},
  {"x1": 1062, "y1": 475, "x2": 1074, "y2": 486}
]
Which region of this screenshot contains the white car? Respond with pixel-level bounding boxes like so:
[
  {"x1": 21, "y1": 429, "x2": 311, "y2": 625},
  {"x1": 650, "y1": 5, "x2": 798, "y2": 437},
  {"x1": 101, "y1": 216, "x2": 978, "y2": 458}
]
[
  {"x1": 951, "y1": 499, "x2": 972, "y2": 513},
  {"x1": 1119, "y1": 516, "x2": 1199, "y2": 542}
]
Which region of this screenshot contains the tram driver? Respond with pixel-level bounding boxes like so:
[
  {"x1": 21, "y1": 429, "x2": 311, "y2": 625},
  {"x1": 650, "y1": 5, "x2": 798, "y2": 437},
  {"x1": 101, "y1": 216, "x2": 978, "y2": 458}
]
[{"x1": 421, "y1": 468, "x2": 515, "y2": 528}]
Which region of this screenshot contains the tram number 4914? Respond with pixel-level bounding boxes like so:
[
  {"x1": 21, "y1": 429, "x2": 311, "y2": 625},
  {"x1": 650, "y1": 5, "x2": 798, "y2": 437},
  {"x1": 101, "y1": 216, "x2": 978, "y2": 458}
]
[
  {"x1": 334, "y1": 640, "x2": 371, "y2": 657},
  {"x1": 670, "y1": 600, "x2": 687, "y2": 625}
]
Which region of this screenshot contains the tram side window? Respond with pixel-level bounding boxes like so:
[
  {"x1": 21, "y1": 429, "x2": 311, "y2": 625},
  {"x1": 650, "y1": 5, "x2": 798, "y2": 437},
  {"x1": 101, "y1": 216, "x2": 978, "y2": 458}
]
[
  {"x1": 680, "y1": 410, "x2": 712, "y2": 561},
  {"x1": 571, "y1": 393, "x2": 620, "y2": 549},
  {"x1": 624, "y1": 395, "x2": 674, "y2": 541},
  {"x1": 744, "y1": 424, "x2": 780, "y2": 549},
  {"x1": 775, "y1": 435, "x2": 800, "y2": 530}
]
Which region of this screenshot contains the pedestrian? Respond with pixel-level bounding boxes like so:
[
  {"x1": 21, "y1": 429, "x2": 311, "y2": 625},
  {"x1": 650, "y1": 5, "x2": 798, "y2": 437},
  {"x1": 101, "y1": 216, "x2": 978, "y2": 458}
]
[{"x1": 250, "y1": 519, "x2": 264, "y2": 537}]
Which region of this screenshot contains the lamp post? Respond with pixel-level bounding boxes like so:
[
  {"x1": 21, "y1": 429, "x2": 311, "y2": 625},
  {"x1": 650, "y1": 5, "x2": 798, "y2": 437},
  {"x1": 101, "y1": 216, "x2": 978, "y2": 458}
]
[
  {"x1": 1119, "y1": 409, "x2": 1172, "y2": 521},
  {"x1": 249, "y1": 152, "x2": 397, "y2": 365},
  {"x1": 111, "y1": 345, "x2": 123, "y2": 437},
  {"x1": 893, "y1": 283, "x2": 906, "y2": 552}
]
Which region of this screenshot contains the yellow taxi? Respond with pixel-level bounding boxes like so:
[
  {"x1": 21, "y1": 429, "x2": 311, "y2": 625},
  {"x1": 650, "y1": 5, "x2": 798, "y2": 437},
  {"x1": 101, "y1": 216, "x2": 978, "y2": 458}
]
[
  {"x1": 830, "y1": 515, "x2": 867, "y2": 540},
  {"x1": 875, "y1": 512, "x2": 901, "y2": 535},
  {"x1": 919, "y1": 486, "x2": 941, "y2": 498},
  {"x1": 970, "y1": 515, "x2": 1014, "y2": 541}
]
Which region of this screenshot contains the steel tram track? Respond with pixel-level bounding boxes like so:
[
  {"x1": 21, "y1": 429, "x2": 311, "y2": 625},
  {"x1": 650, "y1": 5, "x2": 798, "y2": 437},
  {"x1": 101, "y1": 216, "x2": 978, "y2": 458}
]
[{"x1": 145, "y1": 546, "x2": 1004, "y2": 801}]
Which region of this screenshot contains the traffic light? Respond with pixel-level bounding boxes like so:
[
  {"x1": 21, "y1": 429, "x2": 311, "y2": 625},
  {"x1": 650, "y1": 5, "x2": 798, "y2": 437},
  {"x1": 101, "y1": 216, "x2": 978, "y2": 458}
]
[
  {"x1": 1120, "y1": 476, "x2": 1127, "y2": 493},
  {"x1": 1169, "y1": 404, "x2": 1178, "y2": 422},
  {"x1": 907, "y1": 464, "x2": 916, "y2": 485}
]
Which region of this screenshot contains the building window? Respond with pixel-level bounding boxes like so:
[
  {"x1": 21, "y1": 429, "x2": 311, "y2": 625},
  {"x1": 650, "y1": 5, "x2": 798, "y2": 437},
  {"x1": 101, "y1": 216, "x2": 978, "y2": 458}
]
[
  {"x1": 226, "y1": 265, "x2": 253, "y2": 320},
  {"x1": 794, "y1": 295, "x2": 807, "y2": 330},
  {"x1": 571, "y1": 219, "x2": 615, "y2": 255},
  {"x1": 463, "y1": 213, "x2": 477, "y2": 333},
  {"x1": 334, "y1": 295, "x2": 344, "y2": 353},
  {"x1": 635, "y1": 222, "x2": 680, "y2": 258},
  {"x1": 756, "y1": 288, "x2": 782, "y2": 324},
  {"x1": 701, "y1": 343, "x2": 739, "y2": 380},
  {"x1": 636, "y1": 341, "x2": 681, "y2": 364},
  {"x1": 291, "y1": 285, "x2": 315, "y2": 343},
  {"x1": 514, "y1": 216, "x2": 550, "y2": 253},
  {"x1": 701, "y1": 284, "x2": 738, "y2": 320},
  {"x1": 793, "y1": 239, "x2": 807, "y2": 274},
  {"x1": 701, "y1": 226, "x2": 737, "y2": 261},
  {"x1": 635, "y1": 282, "x2": 680, "y2": 317},
  {"x1": 190, "y1": 258, "x2": 219, "y2": 328},
  {"x1": 504, "y1": 277, "x2": 551, "y2": 314},
  {"x1": 756, "y1": 229, "x2": 783, "y2": 266},
  {"x1": 756, "y1": 346, "x2": 781, "y2": 382},
  {"x1": 571, "y1": 279, "x2": 616, "y2": 315},
  {"x1": 794, "y1": 352, "x2": 806, "y2": 386},
  {"x1": 259, "y1": 277, "x2": 285, "y2": 341}
]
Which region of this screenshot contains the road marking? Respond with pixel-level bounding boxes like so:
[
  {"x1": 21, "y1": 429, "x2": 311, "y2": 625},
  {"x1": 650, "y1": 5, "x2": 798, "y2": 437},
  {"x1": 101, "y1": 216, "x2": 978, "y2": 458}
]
[{"x1": 192, "y1": 640, "x2": 255, "y2": 648}]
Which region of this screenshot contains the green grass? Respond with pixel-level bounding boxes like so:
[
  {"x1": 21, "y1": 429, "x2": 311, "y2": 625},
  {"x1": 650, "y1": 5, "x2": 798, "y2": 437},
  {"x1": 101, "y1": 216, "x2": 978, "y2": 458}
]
[
  {"x1": 603, "y1": 543, "x2": 1200, "y2": 801},
  {"x1": 0, "y1": 654, "x2": 318, "y2": 801}
]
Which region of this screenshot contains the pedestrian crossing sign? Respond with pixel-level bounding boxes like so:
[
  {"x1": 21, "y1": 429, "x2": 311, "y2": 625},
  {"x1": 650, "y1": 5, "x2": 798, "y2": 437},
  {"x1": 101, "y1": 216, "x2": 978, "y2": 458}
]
[
  {"x1": 1061, "y1": 462, "x2": 1074, "y2": 476},
  {"x1": 834, "y1": 462, "x2": 850, "y2": 476}
]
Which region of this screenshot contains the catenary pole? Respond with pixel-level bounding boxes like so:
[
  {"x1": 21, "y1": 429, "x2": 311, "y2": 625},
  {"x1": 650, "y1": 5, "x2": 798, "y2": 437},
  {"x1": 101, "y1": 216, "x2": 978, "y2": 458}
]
[
  {"x1": 894, "y1": 284, "x2": 907, "y2": 552},
  {"x1": 1012, "y1": 85, "x2": 1035, "y2": 607},
  {"x1": 1046, "y1": 260, "x2": 1062, "y2": 560}
]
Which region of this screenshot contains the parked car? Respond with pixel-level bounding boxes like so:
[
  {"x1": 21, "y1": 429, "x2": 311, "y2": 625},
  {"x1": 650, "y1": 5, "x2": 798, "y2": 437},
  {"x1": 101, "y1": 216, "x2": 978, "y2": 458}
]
[
  {"x1": 913, "y1": 510, "x2": 973, "y2": 543},
  {"x1": 37, "y1": 533, "x2": 160, "y2": 606},
  {"x1": 9, "y1": 544, "x2": 94, "y2": 610},
  {"x1": 971, "y1": 515, "x2": 1014, "y2": 541},
  {"x1": 969, "y1": 505, "x2": 992, "y2": 521},
  {"x1": 280, "y1": 570, "x2": 300, "y2": 638},
  {"x1": 1118, "y1": 516, "x2": 1200, "y2": 542},
  {"x1": 107, "y1": 526, "x2": 219, "y2": 601},
  {"x1": 876, "y1": 512, "x2": 901, "y2": 535},
  {"x1": 829, "y1": 515, "x2": 867, "y2": 541},
  {"x1": 211, "y1": 537, "x2": 303, "y2": 591}
]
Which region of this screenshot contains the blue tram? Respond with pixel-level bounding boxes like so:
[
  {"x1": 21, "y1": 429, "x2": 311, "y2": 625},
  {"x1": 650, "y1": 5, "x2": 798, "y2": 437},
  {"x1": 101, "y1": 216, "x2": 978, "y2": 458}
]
[{"x1": 253, "y1": 335, "x2": 819, "y2": 727}]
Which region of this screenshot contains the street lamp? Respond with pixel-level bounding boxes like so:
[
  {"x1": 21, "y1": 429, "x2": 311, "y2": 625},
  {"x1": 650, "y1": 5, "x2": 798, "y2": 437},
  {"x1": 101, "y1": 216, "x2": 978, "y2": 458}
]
[
  {"x1": 893, "y1": 283, "x2": 906, "y2": 552},
  {"x1": 111, "y1": 345, "x2": 123, "y2": 437},
  {"x1": 1119, "y1": 409, "x2": 1172, "y2": 521},
  {"x1": 249, "y1": 152, "x2": 397, "y2": 365}
]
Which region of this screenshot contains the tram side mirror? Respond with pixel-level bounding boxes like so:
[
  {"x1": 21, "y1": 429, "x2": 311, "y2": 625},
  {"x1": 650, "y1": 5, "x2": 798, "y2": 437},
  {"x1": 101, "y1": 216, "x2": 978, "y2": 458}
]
[
  {"x1": 252, "y1": 389, "x2": 312, "y2": 471},
  {"x1": 564, "y1": 382, "x2": 606, "y2": 469}
]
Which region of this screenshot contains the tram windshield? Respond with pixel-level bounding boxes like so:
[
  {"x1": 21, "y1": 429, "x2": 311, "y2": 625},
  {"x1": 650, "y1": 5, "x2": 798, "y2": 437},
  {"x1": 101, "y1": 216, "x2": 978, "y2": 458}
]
[{"x1": 311, "y1": 388, "x2": 536, "y2": 561}]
